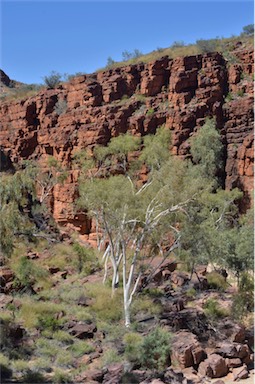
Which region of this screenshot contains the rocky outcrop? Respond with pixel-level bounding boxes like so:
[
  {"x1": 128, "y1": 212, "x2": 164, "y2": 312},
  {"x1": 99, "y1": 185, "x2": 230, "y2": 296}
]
[{"x1": 0, "y1": 44, "x2": 253, "y2": 236}]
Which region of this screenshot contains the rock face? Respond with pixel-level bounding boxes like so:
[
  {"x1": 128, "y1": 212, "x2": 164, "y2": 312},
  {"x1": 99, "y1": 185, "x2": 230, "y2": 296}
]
[{"x1": 0, "y1": 44, "x2": 253, "y2": 237}]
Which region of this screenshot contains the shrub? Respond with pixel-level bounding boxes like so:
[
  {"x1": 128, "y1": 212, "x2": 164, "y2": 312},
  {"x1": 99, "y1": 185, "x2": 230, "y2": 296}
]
[
  {"x1": 196, "y1": 38, "x2": 217, "y2": 53},
  {"x1": 13, "y1": 256, "x2": 48, "y2": 290},
  {"x1": 225, "y1": 92, "x2": 234, "y2": 102},
  {"x1": 106, "y1": 56, "x2": 115, "y2": 67},
  {"x1": 54, "y1": 99, "x2": 67, "y2": 115},
  {"x1": 231, "y1": 273, "x2": 254, "y2": 320},
  {"x1": 237, "y1": 89, "x2": 245, "y2": 97},
  {"x1": 204, "y1": 298, "x2": 229, "y2": 320},
  {"x1": 139, "y1": 327, "x2": 171, "y2": 370},
  {"x1": 0, "y1": 353, "x2": 12, "y2": 379},
  {"x1": 68, "y1": 340, "x2": 95, "y2": 358},
  {"x1": 207, "y1": 271, "x2": 228, "y2": 291},
  {"x1": 52, "y1": 369, "x2": 73, "y2": 383},
  {"x1": 146, "y1": 108, "x2": 155, "y2": 116},
  {"x1": 37, "y1": 313, "x2": 61, "y2": 332},
  {"x1": 72, "y1": 242, "x2": 99, "y2": 274},
  {"x1": 171, "y1": 40, "x2": 185, "y2": 48},
  {"x1": 124, "y1": 332, "x2": 143, "y2": 362},
  {"x1": 43, "y1": 71, "x2": 62, "y2": 89},
  {"x1": 242, "y1": 24, "x2": 254, "y2": 36}
]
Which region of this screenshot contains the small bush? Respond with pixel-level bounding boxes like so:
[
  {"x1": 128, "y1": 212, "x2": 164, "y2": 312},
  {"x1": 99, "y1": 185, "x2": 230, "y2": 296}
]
[
  {"x1": 124, "y1": 332, "x2": 143, "y2": 362},
  {"x1": 43, "y1": 71, "x2": 62, "y2": 89},
  {"x1": 37, "y1": 313, "x2": 61, "y2": 332},
  {"x1": 139, "y1": 327, "x2": 171, "y2": 370},
  {"x1": 0, "y1": 353, "x2": 12, "y2": 379},
  {"x1": 204, "y1": 298, "x2": 229, "y2": 320},
  {"x1": 22, "y1": 369, "x2": 46, "y2": 383},
  {"x1": 225, "y1": 92, "x2": 234, "y2": 102},
  {"x1": 231, "y1": 273, "x2": 254, "y2": 320},
  {"x1": 146, "y1": 108, "x2": 155, "y2": 116},
  {"x1": 237, "y1": 89, "x2": 245, "y2": 97},
  {"x1": 68, "y1": 340, "x2": 95, "y2": 358},
  {"x1": 52, "y1": 369, "x2": 73, "y2": 383},
  {"x1": 207, "y1": 271, "x2": 228, "y2": 291},
  {"x1": 186, "y1": 287, "x2": 197, "y2": 298},
  {"x1": 196, "y1": 38, "x2": 218, "y2": 53},
  {"x1": 72, "y1": 242, "x2": 99, "y2": 274},
  {"x1": 171, "y1": 41, "x2": 185, "y2": 48},
  {"x1": 54, "y1": 99, "x2": 67, "y2": 115}
]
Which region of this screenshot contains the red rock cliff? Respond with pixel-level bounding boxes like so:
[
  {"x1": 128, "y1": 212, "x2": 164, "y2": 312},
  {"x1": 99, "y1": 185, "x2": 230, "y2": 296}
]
[{"x1": 0, "y1": 45, "x2": 253, "y2": 238}]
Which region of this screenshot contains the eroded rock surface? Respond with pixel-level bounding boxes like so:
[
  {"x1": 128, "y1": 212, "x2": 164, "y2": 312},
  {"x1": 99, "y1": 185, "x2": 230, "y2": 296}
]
[{"x1": 0, "y1": 45, "x2": 253, "y2": 237}]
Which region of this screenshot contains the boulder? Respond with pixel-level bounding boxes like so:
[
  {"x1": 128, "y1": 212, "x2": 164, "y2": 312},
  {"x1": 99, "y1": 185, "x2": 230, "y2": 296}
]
[
  {"x1": 102, "y1": 363, "x2": 123, "y2": 384},
  {"x1": 226, "y1": 358, "x2": 243, "y2": 368},
  {"x1": 198, "y1": 354, "x2": 228, "y2": 378},
  {"x1": 69, "y1": 321, "x2": 97, "y2": 339},
  {"x1": 232, "y1": 365, "x2": 249, "y2": 381},
  {"x1": 172, "y1": 331, "x2": 206, "y2": 368}
]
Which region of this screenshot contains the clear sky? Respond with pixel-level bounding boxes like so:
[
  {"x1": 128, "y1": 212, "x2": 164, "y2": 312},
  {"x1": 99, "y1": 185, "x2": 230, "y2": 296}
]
[{"x1": 0, "y1": 0, "x2": 254, "y2": 84}]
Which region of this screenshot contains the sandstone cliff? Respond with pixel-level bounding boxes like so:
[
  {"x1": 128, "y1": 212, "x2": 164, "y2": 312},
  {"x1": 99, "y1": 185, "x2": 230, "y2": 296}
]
[{"x1": 0, "y1": 44, "x2": 253, "y2": 239}]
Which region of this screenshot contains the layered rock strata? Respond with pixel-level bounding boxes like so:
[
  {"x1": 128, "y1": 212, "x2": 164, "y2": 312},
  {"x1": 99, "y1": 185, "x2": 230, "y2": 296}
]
[{"x1": 0, "y1": 44, "x2": 253, "y2": 238}]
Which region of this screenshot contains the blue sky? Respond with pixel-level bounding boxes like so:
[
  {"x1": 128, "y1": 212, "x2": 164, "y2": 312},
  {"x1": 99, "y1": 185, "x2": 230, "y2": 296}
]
[{"x1": 0, "y1": 1, "x2": 254, "y2": 84}]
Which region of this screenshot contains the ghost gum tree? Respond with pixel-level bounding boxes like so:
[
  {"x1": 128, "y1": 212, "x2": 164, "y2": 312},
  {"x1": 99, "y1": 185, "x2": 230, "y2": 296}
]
[{"x1": 77, "y1": 120, "x2": 253, "y2": 327}]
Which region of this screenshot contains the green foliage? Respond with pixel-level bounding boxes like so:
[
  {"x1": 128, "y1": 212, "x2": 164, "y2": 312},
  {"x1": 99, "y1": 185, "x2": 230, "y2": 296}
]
[
  {"x1": 13, "y1": 256, "x2": 48, "y2": 289},
  {"x1": 37, "y1": 313, "x2": 61, "y2": 332},
  {"x1": 87, "y1": 283, "x2": 123, "y2": 322},
  {"x1": 207, "y1": 271, "x2": 228, "y2": 291},
  {"x1": 22, "y1": 369, "x2": 46, "y2": 383},
  {"x1": 52, "y1": 369, "x2": 73, "y2": 383},
  {"x1": 106, "y1": 56, "x2": 116, "y2": 67},
  {"x1": 231, "y1": 273, "x2": 254, "y2": 320},
  {"x1": 72, "y1": 242, "x2": 99, "y2": 274},
  {"x1": 0, "y1": 353, "x2": 12, "y2": 379},
  {"x1": 139, "y1": 327, "x2": 171, "y2": 370},
  {"x1": 190, "y1": 118, "x2": 223, "y2": 181},
  {"x1": 196, "y1": 38, "x2": 218, "y2": 53},
  {"x1": 204, "y1": 298, "x2": 229, "y2": 320},
  {"x1": 237, "y1": 89, "x2": 244, "y2": 97},
  {"x1": 146, "y1": 108, "x2": 155, "y2": 116},
  {"x1": 171, "y1": 40, "x2": 185, "y2": 48},
  {"x1": 43, "y1": 71, "x2": 62, "y2": 88},
  {"x1": 122, "y1": 49, "x2": 143, "y2": 61},
  {"x1": 54, "y1": 99, "x2": 67, "y2": 115},
  {"x1": 225, "y1": 92, "x2": 234, "y2": 102},
  {"x1": 124, "y1": 332, "x2": 143, "y2": 362},
  {"x1": 68, "y1": 340, "x2": 95, "y2": 357},
  {"x1": 242, "y1": 24, "x2": 254, "y2": 36},
  {"x1": 0, "y1": 167, "x2": 36, "y2": 256},
  {"x1": 139, "y1": 125, "x2": 171, "y2": 170}
]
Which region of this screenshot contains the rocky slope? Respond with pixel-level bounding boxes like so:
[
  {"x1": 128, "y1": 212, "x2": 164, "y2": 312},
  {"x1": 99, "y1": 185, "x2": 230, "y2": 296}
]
[{"x1": 0, "y1": 43, "x2": 253, "y2": 239}]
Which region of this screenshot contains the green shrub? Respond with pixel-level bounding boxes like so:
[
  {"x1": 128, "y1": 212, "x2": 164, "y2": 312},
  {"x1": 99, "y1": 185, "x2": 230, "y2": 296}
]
[
  {"x1": 54, "y1": 99, "x2": 67, "y2": 115},
  {"x1": 186, "y1": 287, "x2": 197, "y2": 298},
  {"x1": 204, "y1": 298, "x2": 229, "y2": 320},
  {"x1": 242, "y1": 24, "x2": 254, "y2": 36},
  {"x1": 225, "y1": 92, "x2": 234, "y2": 102},
  {"x1": 72, "y1": 242, "x2": 99, "y2": 274},
  {"x1": 68, "y1": 340, "x2": 95, "y2": 358},
  {"x1": 146, "y1": 108, "x2": 155, "y2": 116},
  {"x1": 52, "y1": 369, "x2": 73, "y2": 383},
  {"x1": 231, "y1": 273, "x2": 254, "y2": 320},
  {"x1": 43, "y1": 71, "x2": 62, "y2": 89},
  {"x1": 139, "y1": 327, "x2": 171, "y2": 370},
  {"x1": 171, "y1": 41, "x2": 185, "y2": 48},
  {"x1": 237, "y1": 89, "x2": 245, "y2": 97},
  {"x1": 37, "y1": 313, "x2": 61, "y2": 331},
  {"x1": 207, "y1": 271, "x2": 228, "y2": 291},
  {"x1": 0, "y1": 353, "x2": 12, "y2": 379},
  {"x1": 196, "y1": 38, "x2": 217, "y2": 53},
  {"x1": 22, "y1": 369, "x2": 46, "y2": 383},
  {"x1": 124, "y1": 332, "x2": 143, "y2": 362},
  {"x1": 13, "y1": 256, "x2": 48, "y2": 289}
]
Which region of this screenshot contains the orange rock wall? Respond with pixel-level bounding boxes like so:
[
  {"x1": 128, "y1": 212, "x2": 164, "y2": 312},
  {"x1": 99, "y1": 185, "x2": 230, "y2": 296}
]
[{"x1": 0, "y1": 47, "x2": 253, "y2": 237}]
